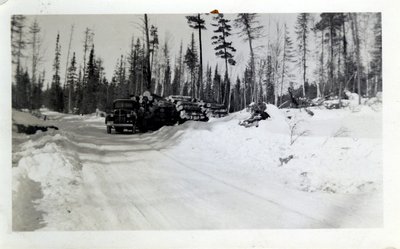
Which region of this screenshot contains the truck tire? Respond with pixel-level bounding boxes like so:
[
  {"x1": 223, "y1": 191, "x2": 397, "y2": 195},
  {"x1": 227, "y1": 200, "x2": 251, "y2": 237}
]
[{"x1": 107, "y1": 126, "x2": 111, "y2": 134}]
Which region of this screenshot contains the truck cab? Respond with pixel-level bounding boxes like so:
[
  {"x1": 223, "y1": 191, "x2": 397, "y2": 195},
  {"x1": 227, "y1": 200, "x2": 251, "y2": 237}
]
[{"x1": 105, "y1": 99, "x2": 139, "y2": 134}]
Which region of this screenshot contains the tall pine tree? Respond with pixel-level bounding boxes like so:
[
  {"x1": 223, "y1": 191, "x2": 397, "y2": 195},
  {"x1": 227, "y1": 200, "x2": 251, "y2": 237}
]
[
  {"x1": 186, "y1": 14, "x2": 206, "y2": 99},
  {"x1": 211, "y1": 13, "x2": 236, "y2": 108},
  {"x1": 184, "y1": 33, "x2": 199, "y2": 98},
  {"x1": 49, "y1": 33, "x2": 63, "y2": 112},
  {"x1": 295, "y1": 13, "x2": 311, "y2": 97}
]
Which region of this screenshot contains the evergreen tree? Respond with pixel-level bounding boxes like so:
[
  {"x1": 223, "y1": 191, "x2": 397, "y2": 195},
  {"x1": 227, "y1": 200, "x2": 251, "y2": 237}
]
[
  {"x1": 280, "y1": 23, "x2": 295, "y2": 105},
  {"x1": 32, "y1": 70, "x2": 44, "y2": 109},
  {"x1": 114, "y1": 55, "x2": 128, "y2": 98},
  {"x1": 28, "y1": 19, "x2": 42, "y2": 109},
  {"x1": 15, "y1": 69, "x2": 30, "y2": 108},
  {"x1": 186, "y1": 14, "x2": 206, "y2": 99},
  {"x1": 11, "y1": 15, "x2": 27, "y2": 108},
  {"x1": 81, "y1": 46, "x2": 99, "y2": 113},
  {"x1": 211, "y1": 13, "x2": 236, "y2": 108},
  {"x1": 97, "y1": 77, "x2": 109, "y2": 111},
  {"x1": 232, "y1": 76, "x2": 242, "y2": 112},
  {"x1": 49, "y1": 33, "x2": 63, "y2": 112},
  {"x1": 204, "y1": 64, "x2": 213, "y2": 102},
  {"x1": 82, "y1": 28, "x2": 94, "y2": 84},
  {"x1": 171, "y1": 41, "x2": 184, "y2": 95},
  {"x1": 184, "y1": 33, "x2": 199, "y2": 98},
  {"x1": 212, "y1": 65, "x2": 222, "y2": 103},
  {"x1": 11, "y1": 15, "x2": 26, "y2": 68},
  {"x1": 315, "y1": 13, "x2": 346, "y2": 96},
  {"x1": 149, "y1": 25, "x2": 159, "y2": 72},
  {"x1": 295, "y1": 13, "x2": 311, "y2": 97}
]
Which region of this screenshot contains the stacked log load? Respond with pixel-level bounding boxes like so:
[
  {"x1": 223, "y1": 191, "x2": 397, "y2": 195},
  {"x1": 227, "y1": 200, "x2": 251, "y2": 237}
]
[
  {"x1": 166, "y1": 95, "x2": 228, "y2": 120},
  {"x1": 199, "y1": 102, "x2": 228, "y2": 118},
  {"x1": 169, "y1": 96, "x2": 207, "y2": 121}
]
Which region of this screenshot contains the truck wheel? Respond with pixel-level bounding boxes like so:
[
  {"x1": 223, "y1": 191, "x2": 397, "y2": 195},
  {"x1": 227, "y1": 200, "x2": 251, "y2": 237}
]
[
  {"x1": 130, "y1": 126, "x2": 135, "y2": 134},
  {"x1": 107, "y1": 126, "x2": 111, "y2": 134}
]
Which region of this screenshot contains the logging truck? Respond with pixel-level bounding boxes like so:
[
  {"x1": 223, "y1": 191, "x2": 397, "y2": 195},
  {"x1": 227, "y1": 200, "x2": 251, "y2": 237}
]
[{"x1": 105, "y1": 92, "x2": 229, "y2": 134}]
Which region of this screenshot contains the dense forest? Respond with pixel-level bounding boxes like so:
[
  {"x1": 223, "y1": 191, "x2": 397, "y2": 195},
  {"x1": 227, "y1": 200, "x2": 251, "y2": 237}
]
[{"x1": 11, "y1": 13, "x2": 382, "y2": 114}]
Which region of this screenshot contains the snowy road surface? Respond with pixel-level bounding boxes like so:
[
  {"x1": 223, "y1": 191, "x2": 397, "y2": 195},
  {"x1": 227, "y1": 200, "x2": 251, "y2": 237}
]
[{"x1": 12, "y1": 106, "x2": 382, "y2": 230}]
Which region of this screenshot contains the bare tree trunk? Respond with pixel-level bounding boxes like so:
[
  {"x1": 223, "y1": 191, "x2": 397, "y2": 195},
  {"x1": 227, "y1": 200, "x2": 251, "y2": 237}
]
[
  {"x1": 329, "y1": 16, "x2": 335, "y2": 94},
  {"x1": 341, "y1": 19, "x2": 347, "y2": 105},
  {"x1": 198, "y1": 14, "x2": 203, "y2": 100},
  {"x1": 247, "y1": 28, "x2": 256, "y2": 103},
  {"x1": 302, "y1": 26, "x2": 306, "y2": 97},
  {"x1": 320, "y1": 30, "x2": 325, "y2": 97},
  {"x1": 338, "y1": 30, "x2": 342, "y2": 107},
  {"x1": 82, "y1": 28, "x2": 91, "y2": 81},
  {"x1": 280, "y1": 41, "x2": 286, "y2": 106},
  {"x1": 366, "y1": 65, "x2": 369, "y2": 97},
  {"x1": 350, "y1": 13, "x2": 362, "y2": 104},
  {"x1": 144, "y1": 14, "x2": 152, "y2": 91},
  {"x1": 64, "y1": 25, "x2": 74, "y2": 113}
]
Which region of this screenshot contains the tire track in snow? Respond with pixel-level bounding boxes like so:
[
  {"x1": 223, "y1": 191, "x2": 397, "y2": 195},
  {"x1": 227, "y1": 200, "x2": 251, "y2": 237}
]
[{"x1": 154, "y1": 148, "x2": 334, "y2": 227}]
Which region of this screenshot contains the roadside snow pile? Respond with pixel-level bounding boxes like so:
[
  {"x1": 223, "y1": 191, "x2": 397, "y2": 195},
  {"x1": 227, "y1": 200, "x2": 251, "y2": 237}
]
[
  {"x1": 13, "y1": 133, "x2": 84, "y2": 229},
  {"x1": 12, "y1": 109, "x2": 58, "y2": 135},
  {"x1": 12, "y1": 109, "x2": 48, "y2": 126},
  {"x1": 167, "y1": 104, "x2": 382, "y2": 195}
]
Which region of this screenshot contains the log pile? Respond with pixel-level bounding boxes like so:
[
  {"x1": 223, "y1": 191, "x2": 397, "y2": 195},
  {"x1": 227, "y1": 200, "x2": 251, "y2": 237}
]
[
  {"x1": 199, "y1": 102, "x2": 228, "y2": 118},
  {"x1": 166, "y1": 95, "x2": 228, "y2": 121},
  {"x1": 175, "y1": 101, "x2": 207, "y2": 121}
]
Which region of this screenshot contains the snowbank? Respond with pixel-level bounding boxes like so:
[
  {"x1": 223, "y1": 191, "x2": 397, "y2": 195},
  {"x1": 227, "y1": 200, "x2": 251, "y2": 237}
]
[
  {"x1": 164, "y1": 104, "x2": 382, "y2": 194},
  {"x1": 12, "y1": 109, "x2": 48, "y2": 126},
  {"x1": 13, "y1": 133, "x2": 84, "y2": 229}
]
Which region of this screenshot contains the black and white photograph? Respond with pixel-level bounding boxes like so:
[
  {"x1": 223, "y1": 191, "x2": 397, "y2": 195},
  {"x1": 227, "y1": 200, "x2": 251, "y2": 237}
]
[
  {"x1": 2, "y1": 0, "x2": 400, "y2": 247},
  {"x1": 10, "y1": 11, "x2": 384, "y2": 230}
]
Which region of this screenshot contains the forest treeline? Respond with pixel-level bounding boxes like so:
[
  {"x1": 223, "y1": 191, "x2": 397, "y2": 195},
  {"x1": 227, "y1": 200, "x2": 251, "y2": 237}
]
[{"x1": 11, "y1": 13, "x2": 382, "y2": 114}]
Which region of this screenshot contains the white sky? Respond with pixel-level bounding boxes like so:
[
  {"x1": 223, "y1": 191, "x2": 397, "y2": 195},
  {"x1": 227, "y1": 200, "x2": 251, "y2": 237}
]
[{"x1": 23, "y1": 13, "x2": 314, "y2": 86}]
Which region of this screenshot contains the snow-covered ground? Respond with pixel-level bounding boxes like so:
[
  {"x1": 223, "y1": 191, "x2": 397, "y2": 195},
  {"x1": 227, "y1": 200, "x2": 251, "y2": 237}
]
[{"x1": 11, "y1": 105, "x2": 382, "y2": 230}]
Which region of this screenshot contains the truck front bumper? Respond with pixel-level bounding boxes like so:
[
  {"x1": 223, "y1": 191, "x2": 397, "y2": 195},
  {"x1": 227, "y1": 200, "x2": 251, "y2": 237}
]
[{"x1": 107, "y1": 122, "x2": 135, "y2": 128}]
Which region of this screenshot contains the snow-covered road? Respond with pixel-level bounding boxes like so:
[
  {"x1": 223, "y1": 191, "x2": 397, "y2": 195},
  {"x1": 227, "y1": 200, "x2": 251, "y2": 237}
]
[{"x1": 12, "y1": 107, "x2": 382, "y2": 230}]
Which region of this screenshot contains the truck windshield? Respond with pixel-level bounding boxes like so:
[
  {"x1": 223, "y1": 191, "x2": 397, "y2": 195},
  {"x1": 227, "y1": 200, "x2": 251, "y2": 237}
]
[{"x1": 114, "y1": 101, "x2": 134, "y2": 109}]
